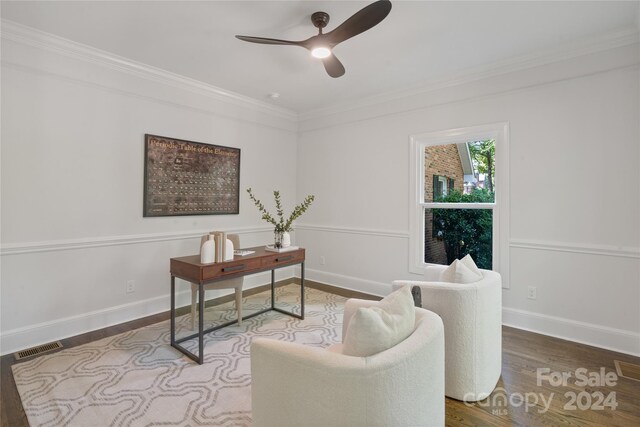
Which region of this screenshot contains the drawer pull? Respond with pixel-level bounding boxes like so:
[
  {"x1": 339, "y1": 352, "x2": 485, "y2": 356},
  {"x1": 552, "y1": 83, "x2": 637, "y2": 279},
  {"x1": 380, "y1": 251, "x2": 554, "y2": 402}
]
[
  {"x1": 275, "y1": 255, "x2": 293, "y2": 262},
  {"x1": 222, "y1": 264, "x2": 245, "y2": 272}
]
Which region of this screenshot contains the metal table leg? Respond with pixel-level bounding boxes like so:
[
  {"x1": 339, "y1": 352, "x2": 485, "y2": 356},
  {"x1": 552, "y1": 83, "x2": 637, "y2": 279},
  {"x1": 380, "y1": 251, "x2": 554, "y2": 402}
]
[
  {"x1": 171, "y1": 257, "x2": 306, "y2": 364},
  {"x1": 170, "y1": 276, "x2": 176, "y2": 346},
  {"x1": 198, "y1": 283, "x2": 204, "y2": 364},
  {"x1": 300, "y1": 261, "x2": 305, "y2": 319}
]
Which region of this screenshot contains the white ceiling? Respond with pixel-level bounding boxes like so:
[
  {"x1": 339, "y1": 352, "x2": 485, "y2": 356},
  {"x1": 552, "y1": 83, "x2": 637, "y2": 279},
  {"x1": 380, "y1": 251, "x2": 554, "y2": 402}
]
[{"x1": 1, "y1": 1, "x2": 638, "y2": 113}]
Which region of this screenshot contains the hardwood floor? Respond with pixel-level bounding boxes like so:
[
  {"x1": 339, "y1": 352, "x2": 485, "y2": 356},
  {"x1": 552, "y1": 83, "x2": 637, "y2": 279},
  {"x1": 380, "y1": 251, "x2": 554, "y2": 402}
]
[
  {"x1": 446, "y1": 327, "x2": 640, "y2": 427},
  {"x1": 2, "y1": 282, "x2": 639, "y2": 427}
]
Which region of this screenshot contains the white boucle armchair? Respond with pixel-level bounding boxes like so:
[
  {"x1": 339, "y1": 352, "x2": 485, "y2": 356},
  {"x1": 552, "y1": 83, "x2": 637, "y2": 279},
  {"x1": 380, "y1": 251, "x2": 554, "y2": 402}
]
[
  {"x1": 394, "y1": 265, "x2": 502, "y2": 402},
  {"x1": 250, "y1": 299, "x2": 445, "y2": 427}
]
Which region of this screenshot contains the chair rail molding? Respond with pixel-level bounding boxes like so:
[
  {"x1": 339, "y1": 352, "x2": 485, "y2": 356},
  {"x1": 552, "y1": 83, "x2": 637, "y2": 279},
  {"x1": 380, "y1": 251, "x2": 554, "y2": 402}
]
[
  {"x1": 0, "y1": 226, "x2": 273, "y2": 256},
  {"x1": 295, "y1": 224, "x2": 409, "y2": 239},
  {"x1": 509, "y1": 239, "x2": 640, "y2": 259}
]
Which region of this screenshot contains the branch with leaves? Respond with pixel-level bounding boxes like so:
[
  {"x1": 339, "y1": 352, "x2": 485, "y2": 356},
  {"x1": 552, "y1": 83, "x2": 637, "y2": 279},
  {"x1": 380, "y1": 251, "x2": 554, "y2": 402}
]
[
  {"x1": 247, "y1": 188, "x2": 315, "y2": 232},
  {"x1": 468, "y1": 139, "x2": 495, "y2": 193}
]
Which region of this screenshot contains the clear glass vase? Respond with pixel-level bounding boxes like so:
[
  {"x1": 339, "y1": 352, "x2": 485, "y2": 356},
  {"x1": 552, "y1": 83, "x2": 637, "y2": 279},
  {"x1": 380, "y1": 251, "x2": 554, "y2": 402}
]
[{"x1": 274, "y1": 230, "x2": 284, "y2": 249}]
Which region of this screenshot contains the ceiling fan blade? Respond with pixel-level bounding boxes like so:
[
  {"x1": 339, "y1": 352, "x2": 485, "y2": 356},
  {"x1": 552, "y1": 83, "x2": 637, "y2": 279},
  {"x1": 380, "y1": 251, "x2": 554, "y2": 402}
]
[
  {"x1": 325, "y1": 0, "x2": 392, "y2": 46},
  {"x1": 322, "y1": 54, "x2": 346, "y2": 78},
  {"x1": 235, "y1": 35, "x2": 303, "y2": 46}
]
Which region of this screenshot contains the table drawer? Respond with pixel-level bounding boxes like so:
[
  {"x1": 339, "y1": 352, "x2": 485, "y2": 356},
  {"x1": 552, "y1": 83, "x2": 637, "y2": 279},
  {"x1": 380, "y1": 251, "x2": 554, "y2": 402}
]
[
  {"x1": 202, "y1": 258, "x2": 261, "y2": 281},
  {"x1": 260, "y1": 250, "x2": 305, "y2": 269}
]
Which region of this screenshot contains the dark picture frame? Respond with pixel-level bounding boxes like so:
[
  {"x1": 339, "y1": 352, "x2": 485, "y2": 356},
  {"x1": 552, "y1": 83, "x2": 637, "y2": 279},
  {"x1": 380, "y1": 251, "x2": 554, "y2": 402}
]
[{"x1": 143, "y1": 134, "x2": 240, "y2": 217}]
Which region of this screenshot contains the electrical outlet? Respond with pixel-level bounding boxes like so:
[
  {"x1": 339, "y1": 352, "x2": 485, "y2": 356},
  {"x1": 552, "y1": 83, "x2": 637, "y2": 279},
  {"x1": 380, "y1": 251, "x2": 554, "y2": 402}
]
[
  {"x1": 527, "y1": 286, "x2": 537, "y2": 300},
  {"x1": 126, "y1": 280, "x2": 135, "y2": 294},
  {"x1": 320, "y1": 256, "x2": 326, "y2": 265}
]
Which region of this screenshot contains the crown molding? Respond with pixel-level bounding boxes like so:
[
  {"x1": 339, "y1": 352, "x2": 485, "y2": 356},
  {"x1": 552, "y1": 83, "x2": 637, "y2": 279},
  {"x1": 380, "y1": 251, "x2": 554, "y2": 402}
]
[
  {"x1": 0, "y1": 19, "x2": 298, "y2": 123},
  {"x1": 299, "y1": 26, "x2": 640, "y2": 123},
  {"x1": 2, "y1": 19, "x2": 637, "y2": 128}
]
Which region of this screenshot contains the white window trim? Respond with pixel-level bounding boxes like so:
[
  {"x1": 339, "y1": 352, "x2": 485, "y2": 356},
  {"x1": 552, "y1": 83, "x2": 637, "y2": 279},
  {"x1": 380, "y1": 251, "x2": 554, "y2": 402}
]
[{"x1": 408, "y1": 122, "x2": 510, "y2": 288}]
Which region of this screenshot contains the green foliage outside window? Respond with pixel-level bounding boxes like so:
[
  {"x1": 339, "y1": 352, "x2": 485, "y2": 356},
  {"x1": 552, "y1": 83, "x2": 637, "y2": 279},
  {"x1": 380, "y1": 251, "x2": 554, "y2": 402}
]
[
  {"x1": 468, "y1": 139, "x2": 495, "y2": 192},
  {"x1": 432, "y1": 188, "x2": 494, "y2": 269}
]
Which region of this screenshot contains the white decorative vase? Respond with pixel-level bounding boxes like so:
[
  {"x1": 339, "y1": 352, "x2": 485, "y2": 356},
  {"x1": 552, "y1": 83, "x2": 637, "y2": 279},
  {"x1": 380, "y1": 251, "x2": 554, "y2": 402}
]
[
  {"x1": 224, "y1": 238, "x2": 234, "y2": 261},
  {"x1": 200, "y1": 235, "x2": 216, "y2": 264},
  {"x1": 281, "y1": 232, "x2": 291, "y2": 248}
]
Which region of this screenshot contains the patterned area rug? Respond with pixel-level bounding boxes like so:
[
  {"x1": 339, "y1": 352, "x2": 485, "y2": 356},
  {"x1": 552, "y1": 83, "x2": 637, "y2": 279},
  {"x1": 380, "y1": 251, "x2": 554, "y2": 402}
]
[{"x1": 12, "y1": 285, "x2": 346, "y2": 427}]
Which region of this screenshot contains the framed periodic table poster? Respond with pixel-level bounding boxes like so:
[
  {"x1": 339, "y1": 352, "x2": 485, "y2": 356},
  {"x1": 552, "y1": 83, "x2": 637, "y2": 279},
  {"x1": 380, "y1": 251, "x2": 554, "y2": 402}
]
[{"x1": 143, "y1": 134, "x2": 240, "y2": 217}]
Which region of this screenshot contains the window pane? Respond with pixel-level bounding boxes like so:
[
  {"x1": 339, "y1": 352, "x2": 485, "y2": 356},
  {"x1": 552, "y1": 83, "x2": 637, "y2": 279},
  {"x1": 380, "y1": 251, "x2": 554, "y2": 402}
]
[
  {"x1": 424, "y1": 140, "x2": 495, "y2": 203},
  {"x1": 424, "y1": 208, "x2": 493, "y2": 269}
]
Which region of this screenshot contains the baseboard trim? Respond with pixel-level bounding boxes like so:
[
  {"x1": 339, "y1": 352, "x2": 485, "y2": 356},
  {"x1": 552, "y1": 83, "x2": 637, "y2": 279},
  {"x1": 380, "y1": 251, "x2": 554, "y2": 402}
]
[
  {"x1": 5, "y1": 272, "x2": 637, "y2": 358},
  {"x1": 303, "y1": 279, "x2": 381, "y2": 301},
  {"x1": 502, "y1": 307, "x2": 640, "y2": 357},
  {"x1": 0, "y1": 270, "x2": 284, "y2": 355},
  {"x1": 1, "y1": 277, "x2": 367, "y2": 358},
  {"x1": 1, "y1": 293, "x2": 171, "y2": 356},
  {"x1": 304, "y1": 268, "x2": 389, "y2": 298}
]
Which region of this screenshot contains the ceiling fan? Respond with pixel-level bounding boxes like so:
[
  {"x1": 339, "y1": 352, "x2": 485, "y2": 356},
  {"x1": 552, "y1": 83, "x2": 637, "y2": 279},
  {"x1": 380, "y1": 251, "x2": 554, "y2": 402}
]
[{"x1": 235, "y1": 0, "x2": 392, "y2": 78}]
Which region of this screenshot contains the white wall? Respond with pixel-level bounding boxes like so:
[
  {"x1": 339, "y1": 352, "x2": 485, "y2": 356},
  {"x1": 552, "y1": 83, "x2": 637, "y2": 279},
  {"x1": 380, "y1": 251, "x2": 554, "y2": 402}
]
[
  {"x1": 0, "y1": 23, "x2": 299, "y2": 354},
  {"x1": 2, "y1": 22, "x2": 639, "y2": 358},
  {"x1": 295, "y1": 44, "x2": 640, "y2": 355}
]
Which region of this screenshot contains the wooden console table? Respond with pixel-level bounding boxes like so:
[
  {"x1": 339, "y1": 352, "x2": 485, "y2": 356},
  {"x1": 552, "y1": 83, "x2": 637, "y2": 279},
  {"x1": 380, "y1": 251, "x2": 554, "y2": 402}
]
[{"x1": 170, "y1": 246, "x2": 305, "y2": 364}]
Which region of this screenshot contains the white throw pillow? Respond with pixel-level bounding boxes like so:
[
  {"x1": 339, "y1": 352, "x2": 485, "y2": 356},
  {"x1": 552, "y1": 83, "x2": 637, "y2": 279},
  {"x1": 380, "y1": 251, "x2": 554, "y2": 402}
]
[
  {"x1": 342, "y1": 286, "x2": 415, "y2": 357},
  {"x1": 460, "y1": 254, "x2": 482, "y2": 278},
  {"x1": 441, "y1": 259, "x2": 482, "y2": 284}
]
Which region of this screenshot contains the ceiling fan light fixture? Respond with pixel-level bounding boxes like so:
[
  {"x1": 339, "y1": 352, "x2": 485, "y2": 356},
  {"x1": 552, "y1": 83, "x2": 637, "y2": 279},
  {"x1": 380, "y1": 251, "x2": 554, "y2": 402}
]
[
  {"x1": 235, "y1": 0, "x2": 392, "y2": 77},
  {"x1": 311, "y1": 47, "x2": 331, "y2": 59}
]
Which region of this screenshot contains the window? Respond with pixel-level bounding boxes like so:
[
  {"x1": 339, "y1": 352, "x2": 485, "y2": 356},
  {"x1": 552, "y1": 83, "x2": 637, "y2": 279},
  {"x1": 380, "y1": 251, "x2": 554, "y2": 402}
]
[
  {"x1": 409, "y1": 123, "x2": 510, "y2": 287},
  {"x1": 433, "y1": 175, "x2": 453, "y2": 199}
]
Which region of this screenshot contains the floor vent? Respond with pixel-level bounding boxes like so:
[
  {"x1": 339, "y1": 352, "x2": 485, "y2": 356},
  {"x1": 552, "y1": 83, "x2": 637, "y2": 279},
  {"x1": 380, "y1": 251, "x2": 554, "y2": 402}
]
[
  {"x1": 14, "y1": 341, "x2": 63, "y2": 360},
  {"x1": 615, "y1": 360, "x2": 640, "y2": 382}
]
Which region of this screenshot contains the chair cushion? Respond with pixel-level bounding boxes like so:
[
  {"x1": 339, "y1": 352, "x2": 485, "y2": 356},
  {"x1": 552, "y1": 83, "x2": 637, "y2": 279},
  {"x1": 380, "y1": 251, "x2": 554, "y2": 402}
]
[
  {"x1": 441, "y1": 259, "x2": 482, "y2": 284},
  {"x1": 342, "y1": 286, "x2": 415, "y2": 357}
]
